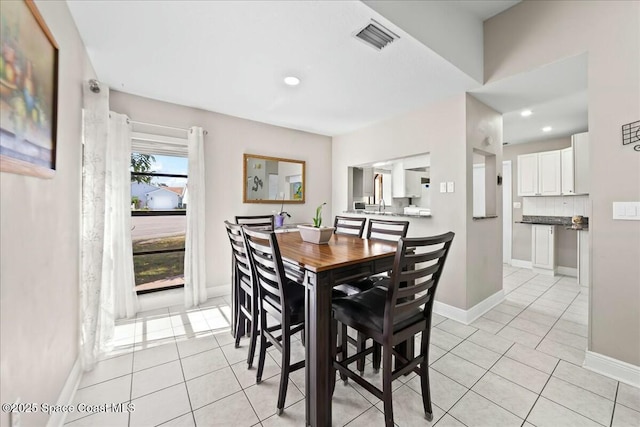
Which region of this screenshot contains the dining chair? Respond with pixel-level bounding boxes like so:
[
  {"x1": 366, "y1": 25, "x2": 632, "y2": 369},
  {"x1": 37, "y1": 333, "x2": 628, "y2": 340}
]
[
  {"x1": 332, "y1": 232, "x2": 455, "y2": 427},
  {"x1": 334, "y1": 218, "x2": 410, "y2": 373},
  {"x1": 224, "y1": 221, "x2": 259, "y2": 368},
  {"x1": 333, "y1": 215, "x2": 367, "y2": 238},
  {"x1": 235, "y1": 215, "x2": 275, "y2": 229},
  {"x1": 231, "y1": 215, "x2": 275, "y2": 340},
  {"x1": 243, "y1": 226, "x2": 306, "y2": 416}
]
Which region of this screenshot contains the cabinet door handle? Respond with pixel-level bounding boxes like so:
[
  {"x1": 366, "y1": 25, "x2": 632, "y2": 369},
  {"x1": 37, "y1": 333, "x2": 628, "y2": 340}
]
[{"x1": 550, "y1": 228, "x2": 553, "y2": 235}]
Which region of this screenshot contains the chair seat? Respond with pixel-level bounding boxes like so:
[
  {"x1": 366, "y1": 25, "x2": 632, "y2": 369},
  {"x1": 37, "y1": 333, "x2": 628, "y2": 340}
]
[
  {"x1": 332, "y1": 285, "x2": 426, "y2": 334},
  {"x1": 333, "y1": 275, "x2": 387, "y2": 296},
  {"x1": 282, "y1": 280, "x2": 306, "y2": 324}
]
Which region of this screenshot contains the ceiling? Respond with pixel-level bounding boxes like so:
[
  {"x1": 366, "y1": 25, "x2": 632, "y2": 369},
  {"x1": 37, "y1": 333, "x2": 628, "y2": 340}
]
[{"x1": 64, "y1": 0, "x2": 586, "y2": 142}]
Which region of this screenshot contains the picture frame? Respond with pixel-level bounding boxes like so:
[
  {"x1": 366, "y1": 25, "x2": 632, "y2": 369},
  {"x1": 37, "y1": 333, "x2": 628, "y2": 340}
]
[{"x1": 0, "y1": 0, "x2": 59, "y2": 178}]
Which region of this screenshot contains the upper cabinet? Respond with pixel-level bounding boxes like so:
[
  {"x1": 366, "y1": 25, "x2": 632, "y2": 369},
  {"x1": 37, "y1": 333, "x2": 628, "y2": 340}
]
[
  {"x1": 572, "y1": 132, "x2": 589, "y2": 194},
  {"x1": 517, "y1": 153, "x2": 539, "y2": 196},
  {"x1": 561, "y1": 147, "x2": 574, "y2": 194},
  {"x1": 538, "y1": 150, "x2": 562, "y2": 195},
  {"x1": 517, "y1": 132, "x2": 589, "y2": 197},
  {"x1": 517, "y1": 151, "x2": 561, "y2": 196}
]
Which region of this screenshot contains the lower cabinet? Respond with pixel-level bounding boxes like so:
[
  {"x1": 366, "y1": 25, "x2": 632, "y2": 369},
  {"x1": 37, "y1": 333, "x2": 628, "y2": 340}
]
[{"x1": 532, "y1": 225, "x2": 557, "y2": 274}]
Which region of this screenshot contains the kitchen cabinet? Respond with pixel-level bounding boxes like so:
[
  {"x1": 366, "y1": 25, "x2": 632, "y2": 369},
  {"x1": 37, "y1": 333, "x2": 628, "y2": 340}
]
[
  {"x1": 538, "y1": 150, "x2": 562, "y2": 195},
  {"x1": 517, "y1": 150, "x2": 561, "y2": 196},
  {"x1": 517, "y1": 153, "x2": 538, "y2": 196},
  {"x1": 572, "y1": 132, "x2": 589, "y2": 194},
  {"x1": 561, "y1": 147, "x2": 574, "y2": 194},
  {"x1": 392, "y1": 163, "x2": 422, "y2": 198},
  {"x1": 532, "y1": 224, "x2": 557, "y2": 274}
]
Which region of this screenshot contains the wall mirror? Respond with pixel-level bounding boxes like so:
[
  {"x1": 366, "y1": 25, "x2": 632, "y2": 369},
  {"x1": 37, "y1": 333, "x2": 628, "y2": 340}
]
[{"x1": 243, "y1": 154, "x2": 305, "y2": 204}]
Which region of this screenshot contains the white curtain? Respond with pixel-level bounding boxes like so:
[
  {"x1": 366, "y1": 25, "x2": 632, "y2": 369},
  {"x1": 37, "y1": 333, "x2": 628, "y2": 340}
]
[
  {"x1": 80, "y1": 81, "x2": 138, "y2": 370},
  {"x1": 184, "y1": 127, "x2": 207, "y2": 308}
]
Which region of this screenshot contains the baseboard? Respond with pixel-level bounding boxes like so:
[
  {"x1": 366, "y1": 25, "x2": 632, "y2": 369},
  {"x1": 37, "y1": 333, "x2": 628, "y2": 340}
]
[
  {"x1": 583, "y1": 350, "x2": 640, "y2": 388},
  {"x1": 47, "y1": 358, "x2": 81, "y2": 427},
  {"x1": 207, "y1": 284, "x2": 231, "y2": 298},
  {"x1": 511, "y1": 259, "x2": 532, "y2": 269},
  {"x1": 434, "y1": 290, "x2": 505, "y2": 325},
  {"x1": 557, "y1": 266, "x2": 577, "y2": 277}
]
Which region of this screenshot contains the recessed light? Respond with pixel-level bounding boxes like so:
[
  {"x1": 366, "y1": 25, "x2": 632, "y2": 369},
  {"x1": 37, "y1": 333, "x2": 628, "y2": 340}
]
[
  {"x1": 372, "y1": 162, "x2": 386, "y2": 167},
  {"x1": 284, "y1": 76, "x2": 300, "y2": 86},
  {"x1": 542, "y1": 126, "x2": 552, "y2": 132},
  {"x1": 521, "y1": 110, "x2": 532, "y2": 117}
]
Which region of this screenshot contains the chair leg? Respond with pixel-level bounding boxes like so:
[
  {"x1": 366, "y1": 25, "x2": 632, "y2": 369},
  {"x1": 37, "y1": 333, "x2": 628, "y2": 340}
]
[
  {"x1": 372, "y1": 342, "x2": 381, "y2": 373},
  {"x1": 277, "y1": 324, "x2": 291, "y2": 415},
  {"x1": 356, "y1": 333, "x2": 366, "y2": 374},
  {"x1": 419, "y1": 330, "x2": 433, "y2": 421},
  {"x1": 340, "y1": 323, "x2": 348, "y2": 383},
  {"x1": 246, "y1": 314, "x2": 258, "y2": 369},
  {"x1": 382, "y1": 343, "x2": 394, "y2": 427},
  {"x1": 331, "y1": 319, "x2": 338, "y2": 394},
  {"x1": 256, "y1": 314, "x2": 268, "y2": 383}
]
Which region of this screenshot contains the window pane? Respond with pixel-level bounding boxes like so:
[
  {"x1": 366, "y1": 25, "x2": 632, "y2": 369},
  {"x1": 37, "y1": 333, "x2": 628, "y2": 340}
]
[
  {"x1": 131, "y1": 153, "x2": 188, "y2": 211},
  {"x1": 132, "y1": 216, "x2": 186, "y2": 291}
]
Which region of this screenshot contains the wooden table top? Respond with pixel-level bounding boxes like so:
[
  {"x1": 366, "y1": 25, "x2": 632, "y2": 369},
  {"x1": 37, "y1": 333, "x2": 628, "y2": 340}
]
[{"x1": 276, "y1": 232, "x2": 398, "y2": 273}]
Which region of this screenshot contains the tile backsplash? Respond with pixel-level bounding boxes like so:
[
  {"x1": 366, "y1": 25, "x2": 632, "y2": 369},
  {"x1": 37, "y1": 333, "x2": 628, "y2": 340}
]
[{"x1": 522, "y1": 195, "x2": 590, "y2": 217}]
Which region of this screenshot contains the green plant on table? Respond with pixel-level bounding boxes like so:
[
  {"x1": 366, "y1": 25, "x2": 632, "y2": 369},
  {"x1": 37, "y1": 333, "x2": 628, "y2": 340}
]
[{"x1": 312, "y1": 202, "x2": 326, "y2": 227}]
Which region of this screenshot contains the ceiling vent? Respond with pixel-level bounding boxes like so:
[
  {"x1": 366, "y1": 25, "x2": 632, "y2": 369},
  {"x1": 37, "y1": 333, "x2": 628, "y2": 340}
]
[{"x1": 354, "y1": 19, "x2": 399, "y2": 51}]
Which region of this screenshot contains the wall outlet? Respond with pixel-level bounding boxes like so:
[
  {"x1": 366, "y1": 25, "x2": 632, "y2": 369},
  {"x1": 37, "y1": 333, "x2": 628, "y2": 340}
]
[
  {"x1": 440, "y1": 182, "x2": 447, "y2": 193},
  {"x1": 447, "y1": 182, "x2": 455, "y2": 193},
  {"x1": 513, "y1": 202, "x2": 521, "y2": 209}
]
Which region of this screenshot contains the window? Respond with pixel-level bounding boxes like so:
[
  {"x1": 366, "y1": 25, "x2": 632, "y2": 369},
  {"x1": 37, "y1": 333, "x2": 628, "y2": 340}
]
[{"x1": 131, "y1": 149, "x2": 188, "y2": 294}]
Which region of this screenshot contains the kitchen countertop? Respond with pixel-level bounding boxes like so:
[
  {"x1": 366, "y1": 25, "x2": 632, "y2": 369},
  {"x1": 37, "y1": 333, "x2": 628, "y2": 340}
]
[
  {"x1": 343, "y1": 210, "x2": 432, "y2": 218},
  {"x1": 516, "y1": 215, "x2": 589, "y2": 231}
]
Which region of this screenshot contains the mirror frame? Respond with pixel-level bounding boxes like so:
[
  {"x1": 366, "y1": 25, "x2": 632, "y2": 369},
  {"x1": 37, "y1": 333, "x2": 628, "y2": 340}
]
[{"x1": 243, "y1": 153, "x2": 306, "y2": 204}]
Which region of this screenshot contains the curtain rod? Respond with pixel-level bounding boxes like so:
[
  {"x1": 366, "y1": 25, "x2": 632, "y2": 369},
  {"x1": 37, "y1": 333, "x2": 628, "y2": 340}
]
[
  {"x1": 128, "y1": 119, "x2": 208, "y2": 135},
  {"x1": 128, "y1": 119, "x2": 188, "y2": 132}
]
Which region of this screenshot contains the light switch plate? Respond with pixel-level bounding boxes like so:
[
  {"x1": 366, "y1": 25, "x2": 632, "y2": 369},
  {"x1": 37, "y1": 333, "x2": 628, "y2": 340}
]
[
  {"x1": 613, "y1": 202, "x2": 640, "y2": 220},
  {"x1": 513, "y1": 202, "x2": 522, "y2": 209},
  {"x1": 440, "y1": 182, "x2": 447, "y2": 193},
  {"x1": 447, "y1": 182, "x2": 455, "y2": 193}
]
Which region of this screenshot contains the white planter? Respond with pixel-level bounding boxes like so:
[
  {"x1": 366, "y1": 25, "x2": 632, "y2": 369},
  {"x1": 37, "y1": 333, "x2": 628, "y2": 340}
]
[{"x1": 297, "y1": 225, "x2": 335, "y2": 244}]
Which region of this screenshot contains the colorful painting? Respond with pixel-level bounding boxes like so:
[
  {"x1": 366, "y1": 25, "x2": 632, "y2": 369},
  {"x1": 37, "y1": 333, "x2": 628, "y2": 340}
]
[
  {"x1": 291, "y1": 182, "x2": 303, "y2": 200},
  {"x1": 0, "y1": 0, "x2": 58, "y2": 178}
]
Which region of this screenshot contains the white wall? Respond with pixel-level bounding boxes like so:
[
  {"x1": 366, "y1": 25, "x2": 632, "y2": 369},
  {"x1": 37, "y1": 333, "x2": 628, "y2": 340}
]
[
  {"x1": 109, "y1": 91, "x2": 332, "y2": 289},
  {"x1": 333, "y1": 94, "x2": 469, "y2": 308},
  {"x1": 0, "y1": 1, "x2": 96, "y2": 426},
  {"x1": 486, "y1": 0, "x2": 640, "y2": 366}
]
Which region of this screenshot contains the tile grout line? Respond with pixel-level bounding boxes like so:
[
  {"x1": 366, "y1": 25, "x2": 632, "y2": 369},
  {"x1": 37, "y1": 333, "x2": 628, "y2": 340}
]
[
  {"x1": 520, "y1": 358, "x2": 561, "y2": 425},
  {"x1": 609, "y1": 383, "x2": 620, "y2": 427}
]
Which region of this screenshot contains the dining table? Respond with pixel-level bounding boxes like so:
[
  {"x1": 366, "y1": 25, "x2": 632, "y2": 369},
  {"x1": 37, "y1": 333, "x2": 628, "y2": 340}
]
[{"x1": 275, "y1": 231, "x2": 401, "y2": 426}]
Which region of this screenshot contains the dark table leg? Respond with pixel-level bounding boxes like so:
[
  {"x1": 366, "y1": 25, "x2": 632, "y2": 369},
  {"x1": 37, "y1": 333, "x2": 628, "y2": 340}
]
[{"x1": 305, "y1": 270, "x2": 333, "y2": 427}]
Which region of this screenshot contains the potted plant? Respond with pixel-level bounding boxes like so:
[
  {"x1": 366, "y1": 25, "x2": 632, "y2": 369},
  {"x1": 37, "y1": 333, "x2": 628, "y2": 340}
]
[
  {"x1": 275, "y1": 196, "x2": 291, "y2": 227},
  {"x1": 297, "y1": 202, "x2": 335, "y2": 244}
]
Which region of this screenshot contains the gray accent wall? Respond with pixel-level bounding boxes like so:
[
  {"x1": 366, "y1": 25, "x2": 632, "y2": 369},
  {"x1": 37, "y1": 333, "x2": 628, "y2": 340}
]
[{"x1": 486, "y1": 0, "x2": 640, "y2": 367}]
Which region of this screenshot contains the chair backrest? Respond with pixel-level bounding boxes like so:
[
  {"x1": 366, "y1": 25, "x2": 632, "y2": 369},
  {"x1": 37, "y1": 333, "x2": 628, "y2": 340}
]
[
  {"x1": 366, "y1": 219, "x2": 410, "y2": 242},
  {"x1": 242, "y1": 226, "x2": 288, "y2": 321},
  {"x1": 224, "y1": 220, "x2": 252, "y2": 287},
  {"x1": 334, "y1": 216, "x2": 367, "y2": 238},
  {"x1": 385, "y1": 232, "x2": 455, "y2": 333},
  {"x1": 235, "y1": 215, "x2": 275, "y2": 229}
]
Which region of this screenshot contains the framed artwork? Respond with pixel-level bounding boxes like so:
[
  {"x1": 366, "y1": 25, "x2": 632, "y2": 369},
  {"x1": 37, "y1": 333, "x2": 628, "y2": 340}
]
[
  {"x1": 291, "y1": 181, "x2": 303, "y2": 200},
  {"x1": 0, "y1": 0, "x2": 59, "y2": 178}
]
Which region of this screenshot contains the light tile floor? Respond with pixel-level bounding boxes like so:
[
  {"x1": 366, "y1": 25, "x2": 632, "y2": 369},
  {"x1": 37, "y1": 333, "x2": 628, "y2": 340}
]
[{"x1": 65, "y1": 266, "x2": 640, "y2": 426}]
